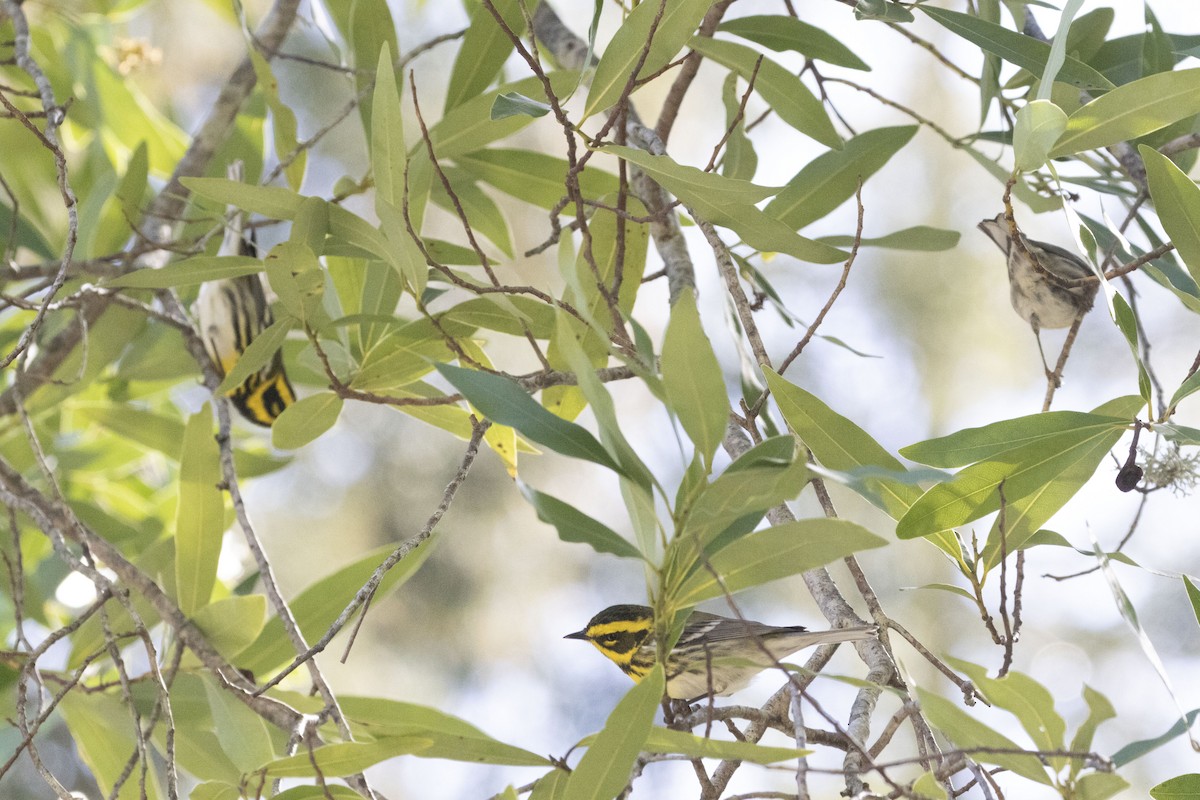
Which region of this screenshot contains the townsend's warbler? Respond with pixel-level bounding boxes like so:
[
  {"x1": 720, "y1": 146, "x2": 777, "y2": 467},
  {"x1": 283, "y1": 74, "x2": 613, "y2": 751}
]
[
  {"x1": 196, "y1": 163, "x2": 295, "y2": 427},
  {"x1": 566, "y1": 605, "x2": 876, "y2": 700}
]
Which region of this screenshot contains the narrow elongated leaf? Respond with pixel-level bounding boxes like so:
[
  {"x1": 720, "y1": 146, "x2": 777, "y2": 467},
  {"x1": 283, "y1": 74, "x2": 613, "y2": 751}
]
[
  {"x1": 897, "y1": 418, "x2": 1131, "y2": 541},
  {"x1": 717, "y1": 15, "x2": 869, "y2": 69},
  {"x1": 372, "y1": 43, "x2": 406, "y2": 211},
  {"x1": 901, "y1": 410, "x2": 1130, "y2": 468},
  {"x1": 720, "y1": 72, "x2": 758, "y2": 181},
  {"x1": 445, "y1": 0, "x2": 531, "y2": 111},
  {"x1": 176, "y1": 404, "x2": 224, "y2": 615},
  {"x1": 60, "y1": 691, "x2": 164, "y2": 800},
  {"x1": 672, "y1": 519, "x2": 886, "y2": 606},
  {"x1": 248, "y1": 46, "x2": 304, "y2": 190},
  {"x1": 338, "y1": 696, "x2": 552, "y2": 766},
  {"x1": 643, "y1": 728, "x2": 808, "y2": 762},
  {"x1": 948, "y1": 658, "x2": 1066, "y2": 755},
  {"x1": 456, "y1": 149, "x2": 620, "y2": 211},
  {"x1": 766, "y1": 125, "x2": 917, "y2": 229},
  {"x1": 261, "y1": 738, "x2": 432, "y2": 777},
  {"x1": 817, "y1": 226, "x2": 961, "y2": 251},
  {"x1": 562, "y1": 665, "x2": 664, "y2": 800},
  {"x1": 1186, "y1": 576, "x2": 1200, "y2": 630},
  {"x1": 585, "y1": 0, "x2": 711, "y2": 118},
  {"x1": 661, "y1": 291, "x2": 728, "y2": 469},
  {"x1": 203, "y1": 675, "x2": 275, "y2": 772},
  {"x1": 689, "y1": 37, "x2": 841, "y2": 149},
  {"x1": 520, "y1": 481, "x2": 644, "y2": 560},
  {"x1": 215, "y1": 317, "x2": 295, "y2": 395},
  {"x1": 600, "y1": 146, "x2": 847, "y2": 264},
  {"x1": 272, "y1": 392, "x2": 343, "y2": 450},
  {"x1": 432, "y1": 72, "x2": 579, "y2": 159},
  {"x1": 1013, "y1": 99, "x2": 1067, "y2": 172},
  {"x1": 764, "y1": 369, "x2": 923, "y2": 519},
  {"x1": 921, "y1": 7, "x2": 1113, "y2": 91},
  {"x1": 1113, "y1": 709, "x2": 1200, "y2": 766},
  {"x1": 916, "y1": 689, "x2": 1053, "y2": 784},
  {"x1": 192, "y1": 595, "x2": 267, "y2": 659},
  {"x1": 435, "y1": 362, "x2": 623, "y2": 474},
  {"x1": 1069, "y1": 686, "x2": 1116, "y2": 777},
  {"x1": 1147, "y1": 777, "x2": 1200, "y2": 800},
  {"x1": 236, "y1": 539, "x2": 439, "y2": 674},
  {"x1": 1142, "y1": 146, "x2": 1200, "y2": 289},
  {"x1": 1051, "y1": 69, "x2": 1200, "y2": 157},
  {"x1": 105, "y1": 256, "x2": 260, "y2": 289}
]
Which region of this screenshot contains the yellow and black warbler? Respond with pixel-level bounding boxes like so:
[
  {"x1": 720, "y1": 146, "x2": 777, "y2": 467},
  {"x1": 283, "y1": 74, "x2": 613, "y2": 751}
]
[
  {"x1": 566, "y1": 604, "x2": 877, "y2": 700},
  {"x1": 196, "y1": 164, "x2": 295, "y2": 427}
]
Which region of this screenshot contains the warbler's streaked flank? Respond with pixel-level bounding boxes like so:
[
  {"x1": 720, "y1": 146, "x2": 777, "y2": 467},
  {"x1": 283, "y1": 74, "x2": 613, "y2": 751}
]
[
  {"x1": 977, "y1": 213, "x2": 1098, "y2": 331},
  {"x1": 196, "y1": 162, "x2": 295, "y2": 427},
  {"x1": 566, "y1": 604, "x2": 876, "y2": 699}
]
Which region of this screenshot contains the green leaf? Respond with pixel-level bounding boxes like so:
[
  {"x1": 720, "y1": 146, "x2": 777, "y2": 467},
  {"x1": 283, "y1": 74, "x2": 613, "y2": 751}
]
[
  {"x1": 585, "y1": 0, "x2": 712, "y2": 118},
  {"x1": 689, "y1": 37, "x2": 841, "y2": 149},
  {"x1": 1186, "y1": 576, "x2": 1200, "y2": 631},
  {"x1": 248, "y1": 45, "x2": 304, "y2": 190},
  {"x1": 60, "y1": 691, "x2": 163, "y2": 800},
  {"x1": 215, "y1": 317, "x2": 295, "y2": 395},
  {"x1": 1013, "y1": 99, "x2": 1067, "y2": 172},
  {"x1": 175, "y1": 404, "x2": 224, "y2": 615},
  {"x1": 372, "y1": 43, "x2": 407, "y2": 212},
  {"x1": 764, "y1": 369, "x2": 936, "y2": 529},
  {"x1": 349, "y1": 0, "x2": 397, "y2": 135},
  {"x1": 261, "y1": 738, "x2": 432, "y2": 777},
  {"x1": 1069, "y1": 686, "x2": 1116, "y2": 777},
  {"x1": 766, "y1": 125, "x2": 917, "y2": 230},
  {"x1": 921, "y1": 6, "x2": 1113, "y2": 91},
  {"x1": 431, "y1": 72, "x2": 579, "y2": 159},
  {"x1": 717, "y1": 15, "x2": 869, "y2": 69},
  {"x1": 901, "y1": 410, "x2": 1130, "y2": 467},
  {"x1": 272, "y1": 391, "x2": 344, "y2": 450},
  {"x1": 105, "y1": 256, "x2": 261, "y2": 289},
  {"x1": 236, "y1": 539, "x2": 439, "y2": 674},
  {"x1": 520, "y1": 481, "x2": 644, "y2": 560},
  {"x1": 1112, "y1": 292, "x2": 1152, "y2": 406},
  {"x1": 562, "y1": 665, "x2": 664, "y2": 800},
  {"x1": 491, "y1": 92, "x2": 552, "y2": 119},
  {"x1": 271, "y1": 787, "x2": 362, "y2": 800},
  {"x1": 948, "y1": 658, "x2": 1066, "y2": 754},
  {"x1": 430, "y1": 168, "x2": 514, "y2": 257},
  {"x1": 1051, "y1": 69, "x2": 1200, "y2": 157},
  {"x1": 202, "y1": 674, "x2": 275, "y2": 773},
  {"x1": 916, "y1": 688, "x2": 1052, "y2": 785},
  {"x1": 1113, "y1": 709, "x2": 1200, "y2": 766},
  {"x1": 661, "y1": 291, "x2": 728, "y2": 469},
  {"x1": 456, "y1": 148, "x2": 620, "y2": 212},
  {"x1": 672, "y1": 519, "x2": 886, "y2": 606},
  {"x1": 189, "y1": 783, "x2": 242, "y2": 800},
  {"x1": 445, "y1": 0, "x2": 531, "y2": 112},
  {"x1": 817, "y1": 225, "x2": 961, "y2": 251},
  {"x1": 192, "y1": 595, "x2": 267, "y2": 659},
  {"x1": 600, "y1": 145, "x2": 847, "y2": 264},
  {"x1": 642, "y1": 727, "x2": 808, "y2": 762},
  {"x1": 1074, "y1": 773, "x2": 1130, "y2": 800},
  {"x1": 896, "y1": 411, "x2": 1133, "y2": 543},
  {"x1": 435, "y1": 362, "x2": 624, "y2": 474},
  {"x1": 1142, "y1": 146, "x2": 1200, "y2": 292},
  {"x1": 720, "y1": 72, "x2": 758, "y2": 181},
  {"x1": 1151, "y1": 775, "x2": 1200, "y2": 800},
  {"x1": 338, "y1": 696, "x2": 552, "y2": 766}
]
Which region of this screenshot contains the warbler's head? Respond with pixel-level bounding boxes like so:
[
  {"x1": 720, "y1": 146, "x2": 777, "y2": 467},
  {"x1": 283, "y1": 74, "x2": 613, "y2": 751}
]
[{"x1": 565, "y1": 604, "x2": 654, "y2": 672}]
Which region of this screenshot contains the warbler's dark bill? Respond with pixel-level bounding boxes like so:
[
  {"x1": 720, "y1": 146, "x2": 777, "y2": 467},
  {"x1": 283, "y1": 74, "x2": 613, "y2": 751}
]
[{"x1": 567, "y1": 604, "x2": 876, "y2": 699}]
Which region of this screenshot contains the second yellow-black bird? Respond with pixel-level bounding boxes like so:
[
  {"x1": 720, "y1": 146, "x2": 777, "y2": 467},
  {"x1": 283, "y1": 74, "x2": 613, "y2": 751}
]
[
  {"x1": 566, "y1": 604, "x2": 877, "y2": 700},
  {"x1": 196, "y1": 163, "x2": 295, "y2": 427}
]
